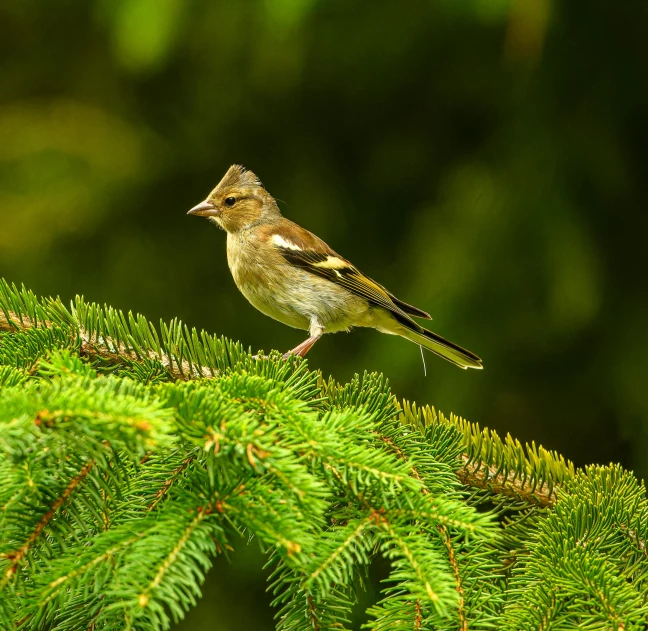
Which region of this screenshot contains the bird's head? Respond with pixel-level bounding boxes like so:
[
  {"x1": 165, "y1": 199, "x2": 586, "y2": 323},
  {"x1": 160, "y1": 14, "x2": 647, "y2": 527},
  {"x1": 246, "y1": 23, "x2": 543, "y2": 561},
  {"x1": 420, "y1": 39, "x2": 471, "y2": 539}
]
[{"x1": 187, "y1": 164, "x2": 280, "y2": 233}]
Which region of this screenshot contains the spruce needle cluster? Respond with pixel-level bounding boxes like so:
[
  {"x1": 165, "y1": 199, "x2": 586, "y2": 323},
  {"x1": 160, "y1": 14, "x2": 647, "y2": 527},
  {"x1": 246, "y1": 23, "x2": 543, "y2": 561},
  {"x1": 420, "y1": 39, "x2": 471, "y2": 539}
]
[{"x1": 0, "y1": 280, "x2": 646, "y2": 630}]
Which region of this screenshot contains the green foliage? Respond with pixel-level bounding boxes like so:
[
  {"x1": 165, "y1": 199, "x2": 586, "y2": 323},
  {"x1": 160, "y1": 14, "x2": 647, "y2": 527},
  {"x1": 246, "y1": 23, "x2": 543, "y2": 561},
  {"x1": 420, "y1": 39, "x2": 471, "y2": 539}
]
[
  {"x1": 502, "y1": 465, "x2": 648, "y2": 630},
  {"x1": 0, "y1": 279, "x2": 646, "y2": 630}
]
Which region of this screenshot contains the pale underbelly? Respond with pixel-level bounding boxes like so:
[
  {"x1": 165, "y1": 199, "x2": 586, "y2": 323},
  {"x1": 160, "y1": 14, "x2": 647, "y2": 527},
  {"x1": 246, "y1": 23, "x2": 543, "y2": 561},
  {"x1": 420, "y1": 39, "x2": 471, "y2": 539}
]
[{"x1": 233, "y1": 265, "x2": 374, "y2": 333}]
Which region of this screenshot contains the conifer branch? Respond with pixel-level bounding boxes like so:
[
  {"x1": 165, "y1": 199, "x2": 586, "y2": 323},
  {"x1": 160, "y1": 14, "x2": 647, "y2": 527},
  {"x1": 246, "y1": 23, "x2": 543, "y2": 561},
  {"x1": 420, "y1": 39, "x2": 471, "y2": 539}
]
[
  {"x1": 437, "y1": 525, "x2": 467, "y2": 631},
  {"x1": 379, "y1": 522, "x2": 440, "y2": 604},
  {"x1": 138, "y1": 506, "x2": 209, "y2": 608},
  {"x1": 0, "y1": 283, "x2": 563, "y2": 506},
  {"x1": 376, "y1": 432, "x2": 469, "y2": 625},
  {"x1": 456, "y1": 454, "x2": 556, "y2": 507},
  {"x1": 43, "y1": 535, "x2": 143, "y2": 605},
  {"x1": 0, "y1": 309, "x2": 37, "y2": 334},
  {"x1": 619, "y1": 524, "x2": 648, "y2": 561},
  {"x1": 307, "y1": 517, "x2": 372, "y2": 585},
  {"x1": 147, "y1": 454, "x2": 196, "y2": 512},
  {"x1": 538, "y1": 593, "x2": 557, "y2": 631},
  {"x1": 0, "y1": 306, "x2": 214, "y2": 380},
  {"x1": 414, "y1": 599, "x2": 423, "y2": 631},
  {"x1": 0, "y1": 458, "x2": 94, "y2": 588},
  {"x1": 306, "y1": 594, "x2": 320, "y2": 631},
  {"x1": 3, "y1": 279, "x2": 647, "y2": 630}
]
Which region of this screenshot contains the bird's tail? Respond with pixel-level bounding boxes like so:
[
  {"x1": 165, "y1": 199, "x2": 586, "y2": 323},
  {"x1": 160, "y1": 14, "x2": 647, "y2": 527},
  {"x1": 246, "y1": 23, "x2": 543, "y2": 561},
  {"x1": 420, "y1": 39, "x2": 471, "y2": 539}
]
[{"x1": 398, "y1": 324, "x2": 483, "y2": 370}]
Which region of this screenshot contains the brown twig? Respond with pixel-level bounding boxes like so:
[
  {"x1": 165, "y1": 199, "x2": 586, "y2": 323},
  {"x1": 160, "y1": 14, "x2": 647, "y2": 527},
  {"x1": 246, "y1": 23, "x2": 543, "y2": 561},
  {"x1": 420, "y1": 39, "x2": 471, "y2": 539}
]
[
  {"x1": 0, "y1": 308, "x2": 217, "y2": 381},
  {"x1": 147, "y1": 455, "x2": 196, "y2": 512},
  {"x1": 437, "y1": 524, "x2": 468, "y2": 631},
  {"x1": 456, "y1": 454, "x2": 556, "y2": 508},
  {"x1": 1, "y1": 459, "x2": 94, "y2": 588},
  {"x1": 307, "y1": 594, "x2": 321, "y2": 631},
  {"x1": 414, "y1": 599, "x2": 423, "y2": 631},
  {"x1": 0, "y1": 309, "x2": 38, "y2": 333},
  {"x1": 376, "y1": 430, "x2": 557, "y2": 508}
]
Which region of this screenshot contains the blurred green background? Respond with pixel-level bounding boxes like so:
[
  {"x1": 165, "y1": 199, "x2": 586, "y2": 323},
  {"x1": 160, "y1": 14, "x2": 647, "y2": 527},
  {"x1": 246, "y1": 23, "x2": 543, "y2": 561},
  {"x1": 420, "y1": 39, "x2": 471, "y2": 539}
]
[{"x1": 1, "y1": 0, "x2": 646, "y2": 627}]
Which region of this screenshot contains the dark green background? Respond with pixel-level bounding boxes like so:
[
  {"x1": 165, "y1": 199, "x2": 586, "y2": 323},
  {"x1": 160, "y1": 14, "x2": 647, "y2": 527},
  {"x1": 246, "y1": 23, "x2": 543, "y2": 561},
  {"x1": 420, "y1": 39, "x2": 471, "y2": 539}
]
[{"x1": 1, "y1": 1, "x2": 646, "y2": 627}]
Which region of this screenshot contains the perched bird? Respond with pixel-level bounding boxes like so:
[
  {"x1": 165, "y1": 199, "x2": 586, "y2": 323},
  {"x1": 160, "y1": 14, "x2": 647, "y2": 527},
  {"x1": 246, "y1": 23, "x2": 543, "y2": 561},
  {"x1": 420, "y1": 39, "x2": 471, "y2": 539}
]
[{"x1": 188, "y1": 165, "x2": 482, "y2": 369}]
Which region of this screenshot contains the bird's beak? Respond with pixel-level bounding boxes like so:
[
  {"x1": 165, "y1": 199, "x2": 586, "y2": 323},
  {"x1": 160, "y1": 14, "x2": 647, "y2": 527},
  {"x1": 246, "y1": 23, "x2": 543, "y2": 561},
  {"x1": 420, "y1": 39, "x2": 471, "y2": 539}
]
[{"x1": 187, "y1": 200, "x2": 219, "y2": 217}]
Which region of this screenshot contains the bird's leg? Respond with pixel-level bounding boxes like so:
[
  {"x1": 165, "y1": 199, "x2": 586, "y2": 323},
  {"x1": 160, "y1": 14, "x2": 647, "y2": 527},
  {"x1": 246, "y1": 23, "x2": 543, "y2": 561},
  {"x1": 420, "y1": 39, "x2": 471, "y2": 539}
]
[
  {"x1": 283, "y1": 334, "x2": 321, "y2": 359},
  {"x1": 283, "y1": 322, "x2": 323, "y2": 360}
]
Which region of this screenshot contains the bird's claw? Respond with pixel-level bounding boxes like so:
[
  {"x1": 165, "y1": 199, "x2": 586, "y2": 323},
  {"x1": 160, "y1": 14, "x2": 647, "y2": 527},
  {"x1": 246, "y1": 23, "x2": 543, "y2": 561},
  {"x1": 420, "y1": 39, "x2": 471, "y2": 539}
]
[
  {"x1": 250, "y1": 351, "x2": 304, "y2": 361},
  {"x1": 251, "y1": 353, "x2": 295, "y2": 361}
]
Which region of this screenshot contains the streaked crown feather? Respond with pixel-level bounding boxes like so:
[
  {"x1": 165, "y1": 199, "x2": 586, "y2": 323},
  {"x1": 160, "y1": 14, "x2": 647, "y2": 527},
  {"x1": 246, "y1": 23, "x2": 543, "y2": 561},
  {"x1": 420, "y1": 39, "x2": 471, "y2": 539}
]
[{"x1": 217, "y1": 164, "x2": 264, "y2": 191}]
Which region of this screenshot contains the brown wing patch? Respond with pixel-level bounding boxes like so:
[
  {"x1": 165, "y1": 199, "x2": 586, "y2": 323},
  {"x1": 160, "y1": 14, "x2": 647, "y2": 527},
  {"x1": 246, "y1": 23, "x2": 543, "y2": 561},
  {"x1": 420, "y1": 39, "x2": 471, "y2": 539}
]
[
  {"x1": 259, "y1": 220, "x2": 339, "y2": 254},
  {"x1": 279, "y1": 246, "x2": 403, "y2": 315},
  {"x1": 265, "y1": 221, "x2": 430, "y2": 328},
  {"x1": 269, "y1": 231, "x2": 420, "y2": 329}
]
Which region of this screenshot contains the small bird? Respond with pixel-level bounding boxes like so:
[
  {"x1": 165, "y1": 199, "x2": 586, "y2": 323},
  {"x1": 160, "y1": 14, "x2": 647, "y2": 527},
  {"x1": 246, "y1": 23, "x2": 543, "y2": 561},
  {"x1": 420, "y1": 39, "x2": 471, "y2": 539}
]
[{"x1": 188, "y1": 165, "x2": 482, "y2": 370}]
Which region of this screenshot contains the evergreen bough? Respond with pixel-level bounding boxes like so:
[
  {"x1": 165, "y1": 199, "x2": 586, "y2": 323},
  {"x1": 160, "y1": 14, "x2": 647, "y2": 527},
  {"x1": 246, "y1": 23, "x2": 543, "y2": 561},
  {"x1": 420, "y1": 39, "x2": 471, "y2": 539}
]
[{"x1": 0, "y1": 279, "x2": 645, "y2": 630}]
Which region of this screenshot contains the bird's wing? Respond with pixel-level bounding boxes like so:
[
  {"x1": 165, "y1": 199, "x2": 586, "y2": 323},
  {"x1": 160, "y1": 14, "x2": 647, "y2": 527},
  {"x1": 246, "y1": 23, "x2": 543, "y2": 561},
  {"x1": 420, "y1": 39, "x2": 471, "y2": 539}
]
[{"x1": 267, "y1": 225, "x2": 429, "y2": 325}]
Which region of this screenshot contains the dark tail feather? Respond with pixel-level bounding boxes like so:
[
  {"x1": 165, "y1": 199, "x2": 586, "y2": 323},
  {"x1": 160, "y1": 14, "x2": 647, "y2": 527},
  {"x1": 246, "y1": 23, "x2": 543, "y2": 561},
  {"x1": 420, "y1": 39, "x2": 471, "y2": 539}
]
[
  {"x1": 389, "y1": 295, "x2": 432, "y2": 320},
  {"x1": 399, "y1": 324, "x2": 483, "y2": 370}
]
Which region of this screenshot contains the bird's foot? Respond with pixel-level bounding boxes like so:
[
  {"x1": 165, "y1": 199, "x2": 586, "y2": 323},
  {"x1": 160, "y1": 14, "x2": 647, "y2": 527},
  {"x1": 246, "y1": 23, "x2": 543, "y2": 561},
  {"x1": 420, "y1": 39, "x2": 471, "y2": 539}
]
[
  {"x1": 254, "y1": 334, "x2": 322, "y2": 361},
  {"x1": 252, "y1": 352, "x2": 297, "y2": 361}
]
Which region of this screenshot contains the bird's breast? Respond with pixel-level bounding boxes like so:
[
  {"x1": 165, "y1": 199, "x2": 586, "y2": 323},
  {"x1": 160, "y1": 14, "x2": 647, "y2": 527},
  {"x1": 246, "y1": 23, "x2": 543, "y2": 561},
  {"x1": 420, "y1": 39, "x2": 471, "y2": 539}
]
[
  {"x1": 226, "y1": 232, "x2": 374, "y2": 334},
  {"x1": 227, "y1": 233, "x2": 311, "y2": 330}
]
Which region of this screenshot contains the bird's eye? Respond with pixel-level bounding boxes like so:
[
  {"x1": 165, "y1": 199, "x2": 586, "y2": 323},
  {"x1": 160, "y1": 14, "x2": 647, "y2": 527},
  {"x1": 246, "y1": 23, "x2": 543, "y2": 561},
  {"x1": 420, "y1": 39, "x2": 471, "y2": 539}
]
[{"x1": 224, "y1": 197, "x2": 236, "y2": 207}]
